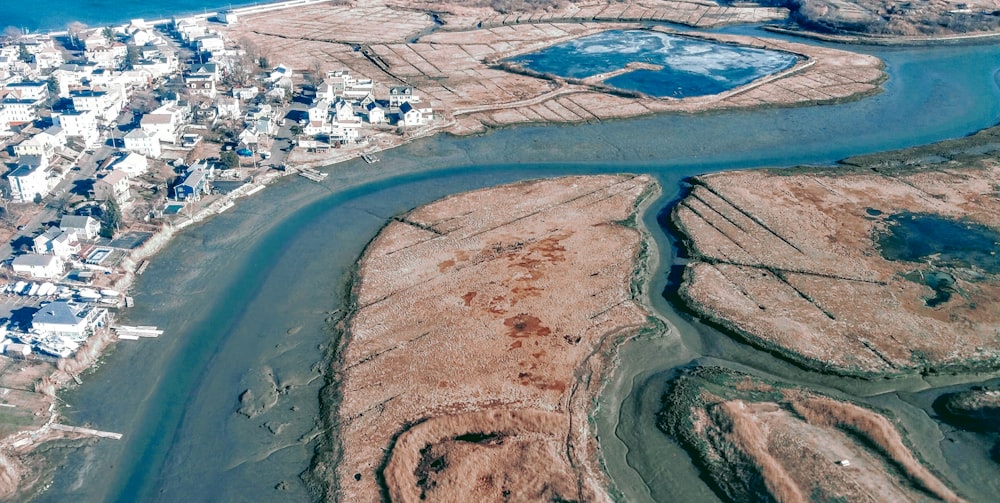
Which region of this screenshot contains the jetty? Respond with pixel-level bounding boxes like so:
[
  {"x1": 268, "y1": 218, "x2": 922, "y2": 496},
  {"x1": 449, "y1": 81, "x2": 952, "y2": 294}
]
[
  {"x1": 361, "y1": 153, "x2": 380, "y2": 164},
  {"x1": 135, "y1": 260, "x2": 150, "y2": 275},
  {"x1": 298, "y1": 167, "x2": 328, "y2": 182},
  {"x1": 114, "y1": 325, "x2": 163, "y2": 340},
  {"x1": 51, "y1": 424, "x2": 122, "y2": 440}
]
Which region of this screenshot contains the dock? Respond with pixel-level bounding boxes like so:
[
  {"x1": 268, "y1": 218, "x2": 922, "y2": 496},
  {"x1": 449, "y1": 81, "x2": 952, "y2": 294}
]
[
  {"x1": 124, "y1": 296, "x2": 134, "y2": 308},
  {"x1": 51, "y1": 424, "x2": 123, "y2": 440},
  {"x1": 298, "y1": 167, "x2": 328, "y2": 182},
  {"x1": 114, "y1": 325, "x2": 163, "y2": 339},
  {"x1": 135, "y1": 260, "x2": 150, "y2": 275},
  {"x1": 361, "y1": 153, "x2": 380, "y2": 164}
]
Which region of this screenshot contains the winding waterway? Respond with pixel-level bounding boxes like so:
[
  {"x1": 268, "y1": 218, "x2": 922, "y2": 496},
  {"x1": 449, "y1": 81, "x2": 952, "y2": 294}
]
[{"x1": 35, "y1": 34, "x2": 1000, "y2": 502}]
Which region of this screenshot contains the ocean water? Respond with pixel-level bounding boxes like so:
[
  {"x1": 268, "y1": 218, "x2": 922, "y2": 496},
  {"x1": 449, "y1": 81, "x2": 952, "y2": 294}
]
[
  {"x1": 27, "y1": 29, "x2": 1000, "y2": 503},
  {"x1": 0, "y1": 0, "x2": 256, "y2": 33}
]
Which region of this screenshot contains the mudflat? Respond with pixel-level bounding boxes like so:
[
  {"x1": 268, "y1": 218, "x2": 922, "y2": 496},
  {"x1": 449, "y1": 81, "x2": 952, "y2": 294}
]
[
  {"x1": 672, "y1": 161, "x2": 1000, "y2": 377},
  {"x1": 318, "y1": 175, "x2": 660, "y2": 501}
]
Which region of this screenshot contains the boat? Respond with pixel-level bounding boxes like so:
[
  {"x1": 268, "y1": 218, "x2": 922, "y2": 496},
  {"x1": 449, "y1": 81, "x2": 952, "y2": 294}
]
[
  {"x1": 27, "y1": 283, "x2": 40, "y2": 297},
  {"x1": 39, "y1": 282, "x2": 56, "y2": 297},
  {"x1": 12, "y1": 281, "x2": 25, "y2": 295},
  {"x1": 77, "y1": 289, "x2": 102, "y2": 300},
  {"x1": 100, "y1": 289, "x2": 121, "y2": 298}
]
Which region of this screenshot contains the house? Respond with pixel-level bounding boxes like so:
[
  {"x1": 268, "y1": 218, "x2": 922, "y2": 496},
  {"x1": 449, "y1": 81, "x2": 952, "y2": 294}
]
[
  {"x1": 318, "y1": 70, "x2": 373, "y2": 102},
  {"x1": 32, "y1": 301, "x2": 107, "y2": 339},
  {"x1": 195, "y1": 35, "x2": 225, "y2": 56},
  {"x1": 4, "y1": 80, "x2": 48, "y2": 101},
  {"x1": 11, "y1": 253, "x2": 63, "y2": 278},
  {"x1": 123, "y1": 129, "x2": 161, "y2": 157},
  {"x1": 33, "y1": 228, "x2": 80, "y2": 259},
  {"x1": 174, "y1": 166, "x2": 210, "y2": 201},
  {"x1": 181, "y1": 133, "x2": 201, "y2": 147},
  {"x1": 7, "y1": 155, "x2": 49, "y2": 202},
  {"x1": 0, "y1": 97, "x2": 39, "y2": 124},
  {"x1": 335, "y1": 100, "x2": 355, "y2": 122},
  {"x1": 5, "y1": 342, "x2": 31, "y2": 358},
  {"x1": 83, "y1": 33, "x2": 109, "y2": 50},
  {"x1": 94, "y1": 170, "x2": 131, "y2": 206},
  {"x1": 140, "y1": 110, "x2": 179, "y2": 143},
  {"x1": 238, "y1": 128, "x2": 259, "y2": 146},
  {"x1": 54, "y1": 110, "x2": 99, "y2": 147},
  {"x1": 60, "y1": 215, "x2": 100, "y2": 240},
  {"x1": 219, "y1": 10, "x2": 239, "y2": 25},
  {"x1": 364, "y1": 102, "x2": 386, "y2": 124},
  {"x1": 389, "y1": 86, "x2": 420, "y2": 107},
  {"x1": 398, "y1": 102, "x2": 433, "y2": 127},
  {"x1": 232, "y1": 86, "x2": 258, "y2": 101},
  {"x1": 12, "y1": 134, "x2": 56, "y2": 159},
  {"x1": 184, "y1": 63, "x2": 219, "y2": 98},
  {"x1": 268, "y1": 65, "x2": 292, "y2": 84},
  {"x1": 70, "y1": 87, "x2": 125, "y2": 122},
  {"x1": 215, "y1": 96, "x2": 241, "y2": 119}
]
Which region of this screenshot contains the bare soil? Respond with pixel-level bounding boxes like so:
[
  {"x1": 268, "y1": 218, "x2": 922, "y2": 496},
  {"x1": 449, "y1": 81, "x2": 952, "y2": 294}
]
[
  {"x1": 660, "y1": 366, "x2": 966, "y2": 503},
  {"x1": 322, "y1": 174, "x2": 659, "y2": 502},
  {"x1": 672, "y1": 161, "x2": 1000, "y2": 376}
]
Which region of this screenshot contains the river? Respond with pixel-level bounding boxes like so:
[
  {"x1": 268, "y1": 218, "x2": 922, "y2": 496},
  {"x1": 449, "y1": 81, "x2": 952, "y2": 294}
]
[{"x1": 34, "y1": 34, "x2": 1000, "y2": 503}]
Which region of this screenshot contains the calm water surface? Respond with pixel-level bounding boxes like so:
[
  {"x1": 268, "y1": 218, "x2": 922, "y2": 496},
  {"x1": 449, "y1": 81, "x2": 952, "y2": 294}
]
[{"x1": 35, "y1": 36, "x2": 1000, "y2": 503}]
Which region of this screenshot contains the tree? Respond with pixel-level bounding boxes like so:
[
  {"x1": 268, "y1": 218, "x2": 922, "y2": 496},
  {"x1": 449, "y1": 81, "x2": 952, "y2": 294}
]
[
  {"x1": 102, "y1": 26, "x2": 116, "y2": 44},
  {"x1": 32, "y1": 193, "x2": 42, "y2": 205},
  {"x1": 289, "y1": 125, "x2": 303, "y2": 136},
  {"x1": 47, "y1": 76, "x2": 59, "y2": 95},
  {"x1": 2, "y1": 26, "x2": 23, "y2": 45},
  {"x1": 219, "y1": 151, "x2": 239, "y2": 170},
  {"x1": 66, "y1": 21, "x2": 87, "y2": 49},
  {"x1": 100, "y1": 199, "x2": 121, "y2": 238},
  {"x1": 124, "y1": 44, "x2": 139, "y2": 70},
  {"x1": 17, "y1": 43, "x2": 30, "y2": 63}
]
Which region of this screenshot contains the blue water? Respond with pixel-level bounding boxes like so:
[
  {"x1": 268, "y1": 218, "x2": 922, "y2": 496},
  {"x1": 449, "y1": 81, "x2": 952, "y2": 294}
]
[
  {"x1": 879, "y1": 213, "x2": 1000, "y2": 274},
  {"x1": 507, "y1": 29, "x2": 799, "y2": 98},
  {"x1": 0, "y1": 0, "x2": 258, "y2": 33}
]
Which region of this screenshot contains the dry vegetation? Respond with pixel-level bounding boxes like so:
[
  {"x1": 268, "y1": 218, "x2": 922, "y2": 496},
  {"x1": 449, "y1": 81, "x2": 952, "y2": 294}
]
[
  {"x1": 672, "y1": 160, "x2": 1000, "y2": 377},
  {"x1": 660, "y1": 366, "x2": 966, "y2": 503},
  {"x1": 224, "y1": 0, "x2": 884, "y2": 137},
  {"x1": 315, "y1": 175, "x2": 660, "y2": 502}
]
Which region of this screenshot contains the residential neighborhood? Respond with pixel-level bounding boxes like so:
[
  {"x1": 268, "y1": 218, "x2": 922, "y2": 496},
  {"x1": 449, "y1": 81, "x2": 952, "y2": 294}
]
[{"x1": 0, "y1": 14, "x2": 435, "y2": 361}]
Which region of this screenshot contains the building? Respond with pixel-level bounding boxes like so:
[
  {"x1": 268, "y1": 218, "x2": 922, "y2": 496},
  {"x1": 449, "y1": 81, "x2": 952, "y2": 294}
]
[
  {"x1": 60, "y1": 215, "x2": 100, "y2": 240},
  {"x1": 364, "y1": 102, "x2": 386, "y2": 124},
  {"x1": 54, "y1": 110, "x2": 99, "y2": 146},
  {"x1": 108, "y1": 152, "x2": 148, "y2": 177},
  {"x1": 389, "y1": 86, "x2": 420, "y2": 107},
  {"x1": 33, "y1": 228, "x2": 80, "y2": 259},
  {"x1": 94, "y1": 170, "x2": 131, "y2": 206},
  {"x1": 174, "y1": 167, "x2": 210, "y2": 201},
  {"x1": 140, "y1": 111, "x2": 179, "y2": 143},
  {"x1": 123, "y1": 129, "x2": 161, "y2": 157},
  {"x1": 11, "y1": 253, "x2": 63, "y2": 278},
  {"x1": 398, "y1": 102, "x2": 433, "y2": 128},
  {"x1": 184, "y1": 63, "x2": 219, "y2": 98},
  {"x1": 4, "y1": 80, "x2": 48, "y2": 101},
  {"x1": 32, "y1": 301, "x2": 107, "y2": 339},
  {"x1": 70, "y1": 87, "x2": 125, "y2": 122},
  {"x1": 7, "y1": 155, "x2": 49, "y2": 202}
]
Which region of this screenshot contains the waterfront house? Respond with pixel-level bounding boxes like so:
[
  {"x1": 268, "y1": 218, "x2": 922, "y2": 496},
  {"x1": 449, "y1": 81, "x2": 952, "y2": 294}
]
[
  {"x1": 174, "y1": 166, "x2": 211, "y2": 201},
  {"x1": 32, "y1": 301, "x2": 107, "y2": 340},
  {"x1": 364, "y1": 102, "x2": 386, "y2": 124},
  {"x1": 4, "y1": 342, "x2": 31, "y2": 358},
  {"x1": 60, "y1": 215, "x2": 100, "y2": 240},
  {"x1": 7, "y1": 155, "x2": 49, "y2": 203},
  {"x1": 398, "y1": 102, "x2": 433, "y2": 127},
  {"x1": 11, "y1": 253, "x2": 63, "y2": 278}
]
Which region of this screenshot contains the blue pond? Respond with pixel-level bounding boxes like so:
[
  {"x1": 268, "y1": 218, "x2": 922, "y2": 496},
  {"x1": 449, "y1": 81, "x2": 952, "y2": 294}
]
[
  {"x1": 878, "y1": 212, "x2": 1000, "y2": 274},
  {"x1": 506, "y1": 29, "x2": 800, "y2": 98}
]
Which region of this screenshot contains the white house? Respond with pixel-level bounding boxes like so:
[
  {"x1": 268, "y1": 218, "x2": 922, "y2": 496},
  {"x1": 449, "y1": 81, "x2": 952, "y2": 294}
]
[
  {"x1": 32, "y1": 301, "x2": 107, "y2": 339},
  {"x1": 12, "y1": 135, "x2": 56, "y2": 159},
  {"x1": 54, "y1": 110, "x2": 99, "y2": 146},
  {"x1": 232, "y1": 86, "x2": 258, "y2": 101},
  {"x1": 123, "y1": 129, "x2": 161, "y2": 158},
  {"x1": 70, "y1": 87, "x2": 125, "y2": 122},
  {"x1": 94, "y1": 170, "x2": 131, "y2": 207},
  {"x1": 184, "y1": 63, "x2": 219, "y2": 98},
  {"x1": 7, "y1": 155, "x2": 49, "y2": 202},
  {"x1": 0, "y1": 98, "x2": 39, "y2": 124},
  {"x1": 215, "y1": 96, "x2": 241, "y2": 119},
  {"x1": 33, "y1": 228, "x2": 80, "y2": 259},
  {"x1": 195, "y1": 35, "x2": 225, "y2": 56},
  {"x1": 11, "y1": 253, "x2": 63, "y2": 278},
  {"x1": 4, "y1": 81, "x2": 48, "y2": 101},
  {"x1": 60, "y1": 215, "x2": 100, "y2": 240},
  {"x1": 389, "y1": 86, "x2": 420, "y2": 107},
  {"x1": 140, "y1": 111, "x2": 179, "y2": 143},
  {"x1": 364, "y1": 102, "x2": 386, "y2": 124},
  {"x1": 398, "y1": 102, "x2": 433, "y2": 128},
  {"x1": 109, "y1": 152, "x2": 148, "y2": 177}
]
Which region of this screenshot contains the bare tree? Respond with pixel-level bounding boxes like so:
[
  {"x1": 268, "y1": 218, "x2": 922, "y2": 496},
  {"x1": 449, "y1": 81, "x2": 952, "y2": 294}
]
[{"x1": 1, "y1": 26, "x2": 23, "y2": 46}]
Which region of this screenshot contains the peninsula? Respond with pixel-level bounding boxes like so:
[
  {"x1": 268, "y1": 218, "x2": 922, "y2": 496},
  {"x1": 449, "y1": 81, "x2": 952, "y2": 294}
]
[{"x1": 311, "y1": 174, "x2": 660, "y2": 501}]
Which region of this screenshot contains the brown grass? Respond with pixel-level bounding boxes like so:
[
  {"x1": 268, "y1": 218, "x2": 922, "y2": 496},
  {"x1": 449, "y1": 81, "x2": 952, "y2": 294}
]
[
  {"x1": 719, "y1": 400, "x2": 806, "y2": 503},
  {"x1": 790, "y1": 395, "x2": 964, "y2": 503}
]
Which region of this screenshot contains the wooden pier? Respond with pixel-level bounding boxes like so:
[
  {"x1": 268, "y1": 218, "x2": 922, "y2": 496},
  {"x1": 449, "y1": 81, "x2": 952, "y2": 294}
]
[
  {"x1": 297, "y1": 167, "x2": 328, "y2": 182},
  {"x1": 114, "y1": 325, "x2": 163, "y2": 339}
]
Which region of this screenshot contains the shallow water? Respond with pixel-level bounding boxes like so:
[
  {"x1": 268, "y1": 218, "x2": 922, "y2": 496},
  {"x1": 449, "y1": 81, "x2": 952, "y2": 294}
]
[{"x1": 36, "y1": 36, "x2": 1000, "y2": 503}]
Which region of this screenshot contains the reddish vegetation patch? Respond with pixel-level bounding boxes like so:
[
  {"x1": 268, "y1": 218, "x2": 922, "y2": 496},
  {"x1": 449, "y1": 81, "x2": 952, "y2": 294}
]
[
  {"x1": 461, "y1": 291, "x2": 477, "y2": 306},
  {"x1": 438, "y1": 259, "x2": 456, "y2": 272},
  {"x1": 504, "y1": 314, "x2": 551, "y2": 338}
]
